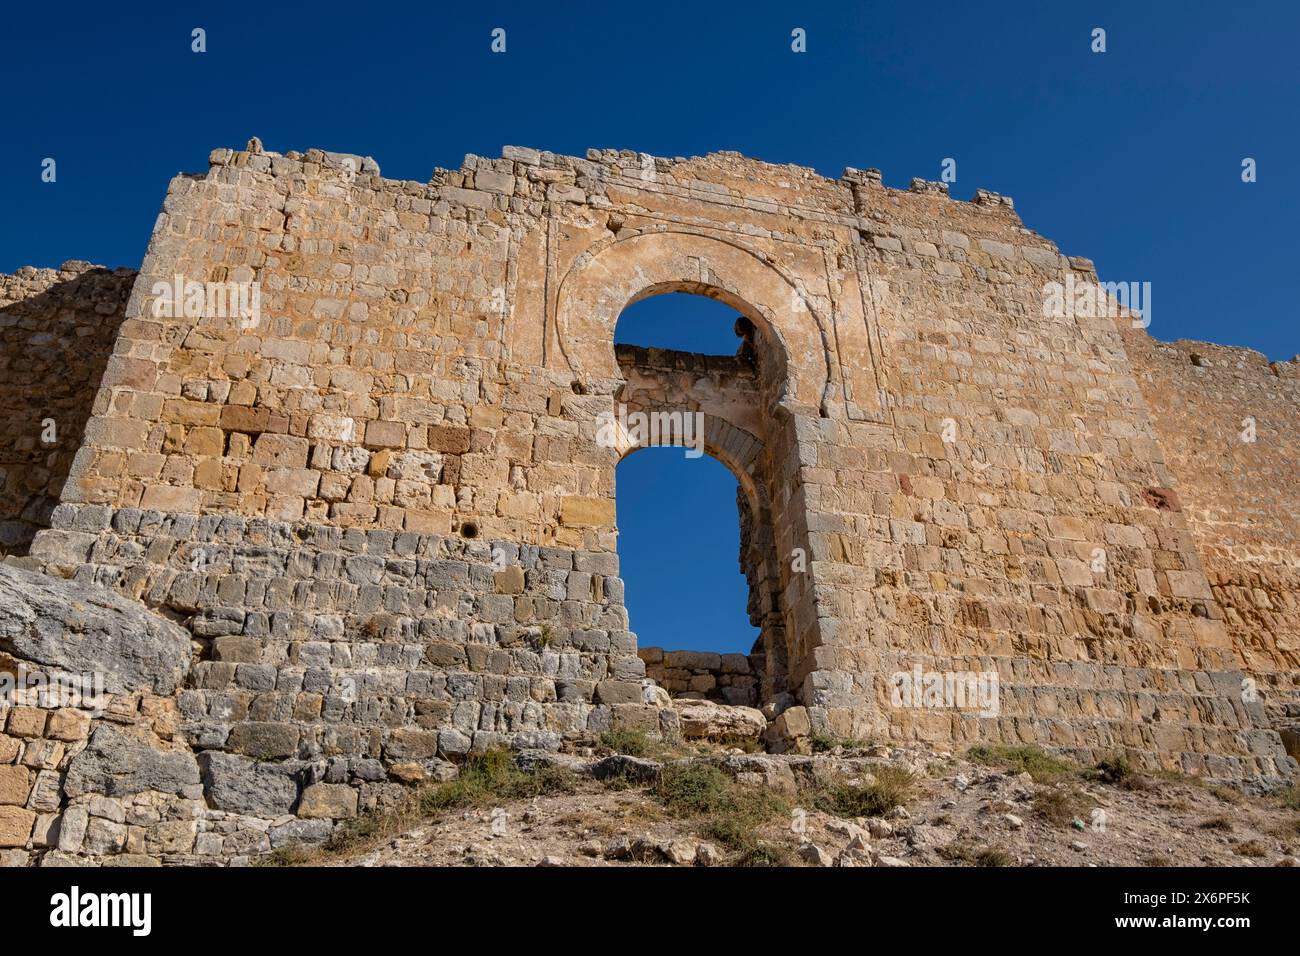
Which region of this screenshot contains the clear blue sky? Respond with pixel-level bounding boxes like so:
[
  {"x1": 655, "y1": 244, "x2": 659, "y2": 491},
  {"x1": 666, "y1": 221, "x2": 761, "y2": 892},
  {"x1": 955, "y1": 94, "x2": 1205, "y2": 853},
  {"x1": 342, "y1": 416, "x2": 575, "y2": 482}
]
[{"x1": 3, "y1": 1, "x2": 1295, "y2": 653}]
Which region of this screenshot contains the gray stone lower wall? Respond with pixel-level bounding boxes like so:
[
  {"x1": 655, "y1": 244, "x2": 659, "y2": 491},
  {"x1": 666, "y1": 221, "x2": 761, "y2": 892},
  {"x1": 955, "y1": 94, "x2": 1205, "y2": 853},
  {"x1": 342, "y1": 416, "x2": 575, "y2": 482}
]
[{"x1": 2, "y1": 503, "x2": 685, "y2": 865}]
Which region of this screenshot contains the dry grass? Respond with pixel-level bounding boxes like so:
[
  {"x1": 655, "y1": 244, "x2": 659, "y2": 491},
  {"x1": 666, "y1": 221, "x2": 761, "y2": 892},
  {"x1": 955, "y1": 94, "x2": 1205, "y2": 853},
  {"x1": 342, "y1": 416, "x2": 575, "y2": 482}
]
[
  {"x1": 1234, "y1": 839, "x2": 1267, "y2": 858},
  {"x1": 811, "y1": 766, "x2": 917, "y2": 818},
  {"x1": 264, "y1": 748, "x2": 577, "y2": 866},
  {"x1": 1199, "y1": 815, "x2": 1235, "y2": 832},
  {"x1": 1032, "y1": 786, "x2": 1089, "y2": 827},
  {"x1": 939, "y1": 843, "x2": 1014, "y2": 867}
]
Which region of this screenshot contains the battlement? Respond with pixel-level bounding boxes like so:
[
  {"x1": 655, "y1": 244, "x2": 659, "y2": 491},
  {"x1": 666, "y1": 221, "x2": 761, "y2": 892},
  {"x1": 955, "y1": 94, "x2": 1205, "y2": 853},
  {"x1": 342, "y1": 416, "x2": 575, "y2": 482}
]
[{"x1": 200, "y1": 138, "x2": 1026, "y2": 239}]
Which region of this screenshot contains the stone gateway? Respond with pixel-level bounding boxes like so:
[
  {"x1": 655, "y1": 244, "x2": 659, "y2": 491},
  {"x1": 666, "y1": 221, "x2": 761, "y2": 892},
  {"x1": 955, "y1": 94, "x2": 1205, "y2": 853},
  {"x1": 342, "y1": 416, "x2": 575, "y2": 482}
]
[{"x1": 0, "y1": 141, "x2": 1296, "y2": 864}]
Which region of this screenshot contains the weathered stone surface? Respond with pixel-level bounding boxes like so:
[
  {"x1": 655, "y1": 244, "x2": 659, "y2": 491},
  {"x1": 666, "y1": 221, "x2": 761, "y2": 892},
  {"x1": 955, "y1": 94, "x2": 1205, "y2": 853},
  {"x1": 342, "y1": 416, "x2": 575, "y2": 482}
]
[
  {"x1": 197, "y1": 751, "x2": 301, "y2": 815},
  {"x1": 0, "y1": 564, "x2": 192, "y2": 694},
  {"x1": 673, "y1": 699, "x2": 767, "y2": 740},
  {"x1": 0, "y1": 806, "x2": 36, "y2": 847},
  {"x1": 591, "y1": 754, "x2": 662, "y2": 784},
  {"x1": 297, "y1": 783, "x2": 358, "y2": 819},
  {"x1": 0, "y1": 140, "x2": 1292, "y2": 873},
  {"x1": 225, "y1": 722, "x2": 300, "y2": 759},
  {"x1": 64, "y1": 724, "x2": 200, "y2": 798},
  {"x1": 0, "y1": 766, "x2": 31, "y2": 806}
]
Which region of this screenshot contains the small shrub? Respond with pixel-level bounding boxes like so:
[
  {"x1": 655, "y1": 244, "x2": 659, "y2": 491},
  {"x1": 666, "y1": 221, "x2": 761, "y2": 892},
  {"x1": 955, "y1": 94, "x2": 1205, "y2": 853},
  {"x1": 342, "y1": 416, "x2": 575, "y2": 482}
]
[
  {"x1": 657, "y1": 764, "x2": 737, "y2": 816},
  {"x1": 1275, "y1": 785, "x2": 1300, "y2": 811},
  {"x1": 1143, "y1": 854, "x2": 1174, "y2": 867},
  {"x1": 1235, "y1": 840, "x2": 1267, "y2": 858},
  {"x1": 975, "y1": 847, "x2": 1014, "y2": 867},
  {"x1": 735, "y1": 843, "x2": 791, "y2": 867},
  {"x1": 1033, "y1": 787, "x2": 1089, "y2": 827},
  {"x1": 1209, "y1": 785, "x2": 1244, "y2": 805},
  {"x1": 809, "y1": 734, "x2": 864, "y2": 754},
  {"x1": 939, "y1": 843, "x2": 1011, "y2": 867},
  {"x1": 1199, "y1": 815, "x2": 1234, "y2": 832},
  {"x1": 656, "y1": 763, "x2": 789, "y2": 855},
  {"x1": 1088, "y1": 754, "x2": 1151, "y2": 790},
  {"x1": 812, "y1": 766, "x2": 916, "y2": 818},
  {"x1": 1088, "y1": 754, "x2": 1131, "y2": 784}
]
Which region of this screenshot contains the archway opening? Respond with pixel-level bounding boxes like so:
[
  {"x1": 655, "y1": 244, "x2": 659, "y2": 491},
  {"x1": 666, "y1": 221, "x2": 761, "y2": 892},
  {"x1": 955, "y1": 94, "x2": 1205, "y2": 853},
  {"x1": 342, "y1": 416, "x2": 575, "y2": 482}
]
[
  {"x1": 610, "y1": 290, "x2": 788, "y2": 707},
  {"x1": 614, "y1": 290, "x2": 756, "y2": 359},
  {"x1": 616, "y1": 448, "x2": 761, "y2": 706}
]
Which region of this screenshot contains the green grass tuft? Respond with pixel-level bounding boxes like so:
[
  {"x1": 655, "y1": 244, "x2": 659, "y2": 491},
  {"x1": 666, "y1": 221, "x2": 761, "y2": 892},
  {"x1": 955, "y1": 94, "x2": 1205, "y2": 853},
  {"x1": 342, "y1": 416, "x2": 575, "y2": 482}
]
[
  {"x1": 418, "y1": 748, "x2": 574, "y2": 815},
  {"x1": 599, "y1": 728, "x2": 650, "y2": 756},
  {"x1": 655, "y1": 763, "x2": 790, "y2": 858}
]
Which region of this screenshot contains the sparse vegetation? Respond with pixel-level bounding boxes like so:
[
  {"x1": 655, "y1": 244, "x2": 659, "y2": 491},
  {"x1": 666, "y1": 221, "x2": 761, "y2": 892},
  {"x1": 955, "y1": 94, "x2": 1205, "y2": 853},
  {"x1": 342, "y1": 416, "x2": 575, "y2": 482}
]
[
  {"x1": 809, "y1": 733, "x2": 864, "y2": 754},
  {"x1": 812, "y1": 766, "x2": 916, "y2": 818},
  {"x1": 939, "y1": 843, "x2": 1013, "y2": 867},
  {"x1": 735, "y1": 843, "x2": 791, "y2": 867},
  {"x1": 1087, "y1": 754, "x2": 1152, "y2": 791},
  {"x1": 966, "y1": 744, "x2": 1077, "y2": 783},
  {"x1": 600, "y1": 728, "x2": 650, "y2": 756},
  {"x1": 1209, "y1": 785, "x2": 1244, "y2": 805},
  {"x1": 419, "y1": 748, "x2": 575, "y2": 815},
  {"x1": 655, "y1": 763, "x2": 790, "y2": 861},
  {"x1": 1032, "y1": 786, "x2": 1089, "y2": 827},
  {"x1": 1199, "y1": 815, "x2": 1234, "y2": 832},
  {"x1": 260, "y1": 741, "x2": 1298, "y2": 869}
]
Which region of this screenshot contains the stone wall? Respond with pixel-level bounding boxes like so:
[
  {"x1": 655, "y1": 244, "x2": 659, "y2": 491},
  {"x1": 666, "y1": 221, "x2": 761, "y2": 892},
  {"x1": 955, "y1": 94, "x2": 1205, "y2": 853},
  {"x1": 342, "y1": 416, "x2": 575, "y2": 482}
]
[
  {"x1": 0, "y1": 263, "x2": 133, "y2": 556},
  {"x1": 1125, "y1": 330, "x2": 1300, "y2": 748},
  {"x1": 1, "y1": 138, "x2": 1293, "y2": 870},
  {"x1": 32, "y1": 501, "x2": 672, "y2": 762},
  {"x1": 638, "y1": 647, "x2": 760, "y2": 707}
]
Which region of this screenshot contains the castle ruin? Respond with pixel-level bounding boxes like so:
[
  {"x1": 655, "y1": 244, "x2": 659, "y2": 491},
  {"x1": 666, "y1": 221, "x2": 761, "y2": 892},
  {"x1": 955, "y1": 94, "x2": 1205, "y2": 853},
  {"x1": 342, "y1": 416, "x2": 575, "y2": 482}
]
[{"x1": 0, "y1": 141, "x2": 1296, "y2": 864}]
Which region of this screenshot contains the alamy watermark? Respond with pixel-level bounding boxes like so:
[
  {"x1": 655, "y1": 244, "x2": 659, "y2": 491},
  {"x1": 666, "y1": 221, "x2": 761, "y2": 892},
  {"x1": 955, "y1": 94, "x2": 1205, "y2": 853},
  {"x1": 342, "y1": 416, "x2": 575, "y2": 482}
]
[
  {"x1": 596, "y1": 404, "x2": 705, "y2": 458},
  {"x1": 2, "y1": 664, "x2": 107, "y2": 714},
  {"x1": 1042, "y1": 273, "x2": 1151, "y2": 328},
  {"x1": 890, "y1": 664, "x2": 1000, "y2": 718},
  {"x1": 150, "y1": 274, "x2": 261, "y2": 330}
]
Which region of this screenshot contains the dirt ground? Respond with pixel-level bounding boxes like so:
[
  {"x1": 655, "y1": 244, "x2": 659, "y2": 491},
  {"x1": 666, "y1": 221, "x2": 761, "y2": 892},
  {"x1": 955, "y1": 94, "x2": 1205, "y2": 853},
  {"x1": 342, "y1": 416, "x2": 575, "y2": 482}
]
[{"x1": 302, "y1": 743, "x2": 1300, "y2": 868}]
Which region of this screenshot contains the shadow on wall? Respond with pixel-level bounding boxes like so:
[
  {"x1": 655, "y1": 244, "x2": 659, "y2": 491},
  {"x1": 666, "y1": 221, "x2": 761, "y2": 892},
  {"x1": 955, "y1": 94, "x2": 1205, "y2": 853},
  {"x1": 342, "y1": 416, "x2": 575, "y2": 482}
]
[{"x1": 0, "y1": 264, "x2": 135, "y2": 556}]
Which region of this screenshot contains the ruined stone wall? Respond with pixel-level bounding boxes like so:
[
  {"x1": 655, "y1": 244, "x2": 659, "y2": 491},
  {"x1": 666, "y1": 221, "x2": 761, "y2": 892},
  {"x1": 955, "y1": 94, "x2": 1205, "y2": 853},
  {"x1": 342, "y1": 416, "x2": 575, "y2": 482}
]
[
  {"x1": 20, "y1": 140, "x2": 1295, "y2": 801},
  {"x1": 0, "y1": 263, "x2": 133, "y2": 556},
  {"x1": 1124, "y1": 331, "x2": 1300, "y2": 746},
  {"x1": 638, "y1": 647, "x2": 760, "y2": 707}
]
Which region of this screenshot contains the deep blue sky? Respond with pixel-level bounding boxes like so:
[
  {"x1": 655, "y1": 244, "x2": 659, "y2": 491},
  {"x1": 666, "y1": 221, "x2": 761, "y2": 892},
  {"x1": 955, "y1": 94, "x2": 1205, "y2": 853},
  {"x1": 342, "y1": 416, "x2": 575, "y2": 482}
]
[{"x1": 3, "y1": 1, "x2": 1296, "y2": 652}]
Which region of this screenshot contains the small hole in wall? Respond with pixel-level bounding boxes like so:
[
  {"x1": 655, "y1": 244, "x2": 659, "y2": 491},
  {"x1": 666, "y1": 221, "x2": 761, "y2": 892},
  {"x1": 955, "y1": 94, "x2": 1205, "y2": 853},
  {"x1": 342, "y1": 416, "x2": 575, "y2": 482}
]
[
  {"x1": 460, "y1": 522, "x2": 479, "y2": 539},
  {"x1": 571, "y1": 381, "x2": 587, "y2": 395}
]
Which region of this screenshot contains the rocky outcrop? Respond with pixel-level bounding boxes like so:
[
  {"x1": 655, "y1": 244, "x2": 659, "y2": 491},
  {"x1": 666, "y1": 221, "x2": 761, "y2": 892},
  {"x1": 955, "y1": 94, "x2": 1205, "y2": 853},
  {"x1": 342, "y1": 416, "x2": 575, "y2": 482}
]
[
  {"x1": 672, "y1": 699, "x2": 767, "y2": 740},
  {"x1": 0, "y1": 563, "x2": 193, "y2": 695}
]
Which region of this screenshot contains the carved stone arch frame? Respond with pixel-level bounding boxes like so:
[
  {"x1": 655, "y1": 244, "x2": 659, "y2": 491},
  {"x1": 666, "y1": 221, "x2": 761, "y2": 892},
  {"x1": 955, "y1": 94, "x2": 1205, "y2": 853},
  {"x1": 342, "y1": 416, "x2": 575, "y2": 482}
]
[{"x1": 552, "y1": 227, "x2": 838, "y2": 417}]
